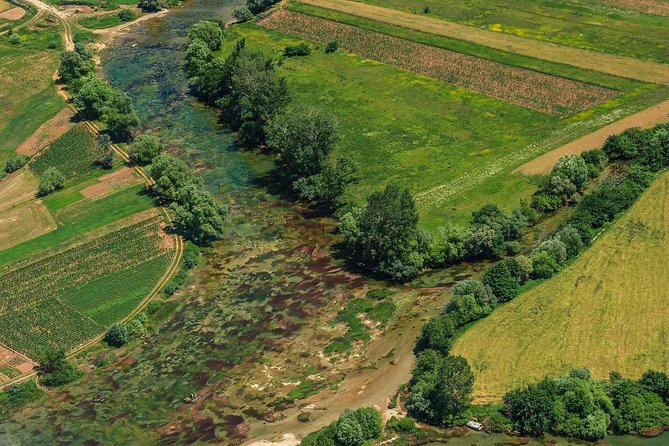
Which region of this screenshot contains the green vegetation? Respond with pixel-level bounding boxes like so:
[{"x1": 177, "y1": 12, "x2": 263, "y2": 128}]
[
  {"x1": 35, "y1": 350, "x2": 80, "y2": 387},
  {"x1": 78, "y1": 9, "x2": 138, "y2": 29},
  {"x1": 3, "y1": 154, "x2": 29, "y2": 173},
  {"x1": 503, "y1": 368, "x2": 669, "y2": 439},
  {"x1": 0, "y1": 381, "x2": 43, "y2": 419},
  {"x1": 128, "y1": 134, "x2": 163, "y2": 164},
  {"x1": 37, "y1": 167, "x2": 66, "y2": 196},
  {"x1": 302, "y1": 407, "x2": 382, "y2": 446},
  {"x1": 31, "y1": 124, "x2": 96, "y2": 179}
]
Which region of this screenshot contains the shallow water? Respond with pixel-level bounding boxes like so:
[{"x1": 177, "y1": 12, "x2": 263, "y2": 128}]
[{"x1": 102, "y1": 0, "x2": 273, "y2": 194}]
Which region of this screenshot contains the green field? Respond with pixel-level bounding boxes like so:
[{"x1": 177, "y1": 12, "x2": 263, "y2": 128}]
[
  {"x1": 30, "y1": 124, "x2": 97, "y2": 178},
  {"x1": 0, "y1": 211, "x2": 172, "y2": 358},
  {"x1": 77, "y1": 10, "x2": 140, "y2": 29},
  {"x1": 225, "y1": 21, "x2": 669, "y2": 227},
  {"x1": 0, "y1": 20, "x2": 64, "y2": 166},
  {"x1": 452, "y1": 171, "x2": 669, "y2": 402},
  {"x1": 355, "y1": 0, "x2": 669, "y2": 63}
]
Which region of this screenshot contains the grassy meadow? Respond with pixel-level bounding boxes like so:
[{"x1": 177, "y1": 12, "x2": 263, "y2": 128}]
[
  {"x1": 226, "y1": 22, "x2": 669, "y2": 228},
  {"x1": 352, "y1": 0, "x2": 669, "y2": 63},
  {"x1": 451, "y1": 171, "x2": 669, "y2": 402},
  {"x1": 0, "y1": 18, "x2": 64, "y2": 166}
]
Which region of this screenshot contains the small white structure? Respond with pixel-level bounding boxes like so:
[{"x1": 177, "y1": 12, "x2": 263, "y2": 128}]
[{"x1": 466, "y1": 420, "x2": 483, "y2": 431}]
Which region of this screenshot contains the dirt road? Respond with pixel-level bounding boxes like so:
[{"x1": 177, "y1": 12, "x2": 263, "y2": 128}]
[
  {"x1": 517, "y1": 98, "x2": 669, "y2": 175},
  {"x1": 21, "y1": 0, "x2": 73, "y2": 50},
  {"x1": 297, "y1": 0, "x2": 669, "y2": 85}
]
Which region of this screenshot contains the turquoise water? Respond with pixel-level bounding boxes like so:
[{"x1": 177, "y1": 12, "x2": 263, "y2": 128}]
[{"x1": 102, "y1": 0, "x2": 273, "y2": 195}]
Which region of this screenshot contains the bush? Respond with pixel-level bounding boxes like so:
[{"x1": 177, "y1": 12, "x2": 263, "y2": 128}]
[
  {"x1": 104, "y1": 323, "x2": 128, "y2": 347},
  {"x1": 4, "y1": 155, "x2": 30, "y2": 173},
  {"x1": 36, "y1": 350, "x2": 80, "y2": 387},
  {"x1": 8, "y1": 33, "x2": 20, "y2": 45},
  {"x1": 531, "y1": 251, "x2": 559, "y2": 279},
  {"x1": 482, "y1": 262, "x2": 518, "y2": 303},
  {"x1": 325, "y1": 40, "x2": 339, "y2": 53},
  {"x1": 188, "y1": 20, "x2": 223, "y2": 51},
  {"x1": 117, "y1": 8, "x2": 136, "y2": 21},
  {"x1": 283, "y1": 42, "x2": 311, "y2": 57},
  {"x1": 233, "y1": 6, "x2": 253, "y2": 21},
  {"x1": 37, "y1": 167, "x2": 65, "y2": 196},
  {"x1": 414, "y1": 315, "x2": 455, "y2": 355},
  {"x1": 47, "y1": 40, "x2": 57, "y2": 49},
  {"x1": 387, "y1": 416, "x2": 418, "y2": 434}
]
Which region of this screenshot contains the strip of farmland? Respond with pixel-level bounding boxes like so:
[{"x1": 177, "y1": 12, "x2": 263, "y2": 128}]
[
  {"x1": 603, "y1": 0, "x2": 669, "y2": 16},
  {"x1": 259, "y1": 10, "x2": 619, "y2": 115}
]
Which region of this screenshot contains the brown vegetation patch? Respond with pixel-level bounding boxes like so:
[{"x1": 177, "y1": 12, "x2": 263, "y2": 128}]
[
  {"x1": 80, "y1": 167, "x2": 141, "y2": 199},
  {"x1": 604, "y1": 0, "x2": 669, "y2": 16},
  {"x1": 259, "y1": 10, "x2": 619, "y2": 115},
  {"x1": 62, "y1": 4, "x2": 94, "y2": 13},
  {"x1": 16, "y1": 107, "x2": 74, "y2": 156},
  {"x1": 0, "y1": 7, "x2": 26, "y2": 20},
  {"x1": 0, "y1": 200, "x2": 56, "y2": 251},
  {"x1": 0, "y1": 170, "x2": 39, "y2": 212}
]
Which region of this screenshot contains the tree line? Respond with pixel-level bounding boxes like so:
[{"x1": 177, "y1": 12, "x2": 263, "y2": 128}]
[
  {"x1": 185, "y1": 21, "x2": 358, "y2": 213},
  {"x1": 401, "y1": 122, "x2": 669, "y2": 435}
]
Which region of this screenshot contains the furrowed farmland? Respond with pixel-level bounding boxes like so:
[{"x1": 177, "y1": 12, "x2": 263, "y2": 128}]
[{"x1": 259, "y1": 10, "x2": 619, "y2": 116}]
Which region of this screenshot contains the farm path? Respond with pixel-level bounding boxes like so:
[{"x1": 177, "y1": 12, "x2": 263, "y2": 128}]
[
  {"x1": 297, "y1": 0, "x2": 669, "y2": 85},
  {"x1": 517, "y1": 98, "x2": 669, "y2": 175},
  {"x1": 20, "y1": 0, "x2": 73, "y2": 50}
]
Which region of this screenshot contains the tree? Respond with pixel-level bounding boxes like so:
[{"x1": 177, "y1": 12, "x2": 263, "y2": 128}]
[
  {"x1": 430, "y1": 355, "x2": 475, "y2": 426},
  {"x1": 266, "y1": 106, "x2": 339, "y2": 178},
  {"x1": 482, "y1": 262, "x2": 518, "y2": 303},
  {"x1": 639, "y1": 370, "x2": 669, "y2": 405},
  {"x1": 553, "y1": 155, "x2": 589, "y2": 191},
  {"x1": 102, "y1": 91, "x2": 140, "y2": 142},
  {"x1": 37, "y1": 167, "x2": 65, "y2": 196},
  {"x1": 92, "y1": 134, "x2": 114, "y2": 169},
  {"x1": 58, "y1": 48, "x2": 94, "y2": 83},
  {"x1": 104, "y1": 324, "x2": 128, "y2": 347},
  {"x1": 292, "y1": 157, "x2": 357, "y2": 212},
  {"x1": 73, "y1": 76, "x2": 115, "y2": 118},
  {"x1": 128, "y1": 134, "x2": 163, "y2": 164},
  {"x1": 531, "y1": 251, "x2": 560, "y2": 279},
  {"x1": 169, "y1": 185, "x2": 227, "y2": 245},
  {"x1": 345, "y1": 183, "x2": 423, "y2": 281},
  {"x1": 117, "y1": 9, "x2": 136, "y2": 21},
  {"x1": 555, "y1": 225, "x2": 583, "y2": 258},
  {"x1": 504, "y1": 378, "x2": 559, "y2": 436},
  {"x1": 335, "y1": 410, "x2": 364, "y2": 446},
  {"x1": 4, "y1": 155, "x2": 30, "y2": 173},
  {"x1": 150, "y1": 154, "x2": 197, "y2": 203},
  {"x1": 232, "y1": 6, "x2": 253, "y2": 21},
  {"x1": 415, "y1": 315, "x2": 455, "y2": 355},
  {"x1": 188, "y1": 21, "x2": 223, "y2": 51},
  {"x1": 608, "y1": 377, "x2": 669, "y2": 433},
  {"x1": 36, "y1": 350, "x2": 80, "y2": 387}
]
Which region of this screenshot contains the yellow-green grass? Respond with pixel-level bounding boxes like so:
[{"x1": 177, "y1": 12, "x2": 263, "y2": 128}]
[
  {"x1": 0, "y1": 0, "x2": 13, "y2": 12},
  {"x1": 226, "y1": 23, "x2": 669, "y2": 228},
  {"x1": 352, "y1": 0, "x2": 669, "y2": 64},
  {"x1": 0, "y1": 170, "x2": 39, "y2": 213},
  {"x1": 452, "y1": 171, "x2": 669, "y2": 403},
  {"x1": 0, "y1": 21, "x2": 64, "y2": 166}
]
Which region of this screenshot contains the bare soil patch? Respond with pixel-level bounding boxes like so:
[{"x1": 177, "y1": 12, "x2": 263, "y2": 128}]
[
  {"x1": 516, "y1": 98, "x2": 669, "y2": 175},
  {"x1": 0, "y1": 170, "x2": 39, "y2": 212},
  {"x1": 0, "y1": 7, "x2": 26, "y2": 20},
  {"x1": 604, "y1": 0, "x2": 669, "y2": 16},
  {"x1": 80, "y1": 167, "x2": 141, "y2": 199},
  {"x1": 0, "y1": 200, "x2": 56, "y2": 251},
  {"x1": 16, "y1": 107, "x2": 74, "y2": 156},
  {"x1": 0, "y1": 343, "x2": 35, "y2": 384},
  {"x1": 260, "y1": 10, "x2": 618, "y2": 115},
  {"x1": 297, "y1": 0, "x2": 669, "y2": 85},
  {"x1": 62, "y1": 4, "x2": 94, "y2": 13}
]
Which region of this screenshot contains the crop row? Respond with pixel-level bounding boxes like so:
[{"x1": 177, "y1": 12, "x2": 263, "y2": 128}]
[
  {"x1": 259, "y1": 10, "x2": 619, "y2": 115},
  {"x1": 0, "y1": 216, "x2": 167, "y2": 315},
  {"x1": 0, "y1": 298, "x2": 103, "y2": 359},
  {"x1": 30, "y1": 124, "x2": 96, "y2": 179}
]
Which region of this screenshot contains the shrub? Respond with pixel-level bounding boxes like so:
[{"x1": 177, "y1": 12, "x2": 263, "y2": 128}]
[
  {"x1": 37, "y1": 167, "x2": 65, "y2": 196},
  {"x1": 233, "y1": 6, "x2": 254, "y2": 22},
  {"x1": 47, "y1": 40, "x2": 57, "y2": 49},
  {"x1": 283, "y1": 42, "x2": 311, "y2": 57},
  {"x1": 117, "y1": 9, "x2": 136, "y2": 21},
  {"x1": 531, "y1": 251, "x2": 560, "y2": 279},
  {"x1": 188, "y1": 20, "x2": 223, "y2": 51},
  {"x1": 414, "y1": 315, "x2": 455, "y2": 355},
  {"x1": 365, "y1": 288, "x2": 393, "y2": 300},
  {"x1": 482, "y1": 262, "x2": 518, "y2": 303},
  {"x1": 8, "y1": 33, "x2": 20, "y2": 45},
  {"x1": 4, "y1": 155, "x2": 30, "y2": 173},
  {"x1": 387, "y1": 416, "x2": 418, "y2": 434},
  {"x1": 325, "y1": 40, "x2": 339, "y2": 53},
  {"x1": 36, "y1": 350, "x2": 80, "y2": 387},
  {"x1": 125, "y1": 319, "x2": 146, "y2": 339}
]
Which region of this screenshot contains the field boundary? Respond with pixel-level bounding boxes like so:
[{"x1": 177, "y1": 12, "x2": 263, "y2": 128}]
[{"x1": 295, "y1": 0, "x2": 669, "y2": 85}]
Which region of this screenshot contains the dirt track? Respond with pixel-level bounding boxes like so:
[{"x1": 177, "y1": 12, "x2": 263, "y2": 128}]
[
  {"x1": 517, "y1": 98, "x2": 669, "y2": 175},
  {"x1": 20, "y1": 0, "x2": 73, "y2": 50},
  {"x1": 298, "y1": 0, "x2": 669, "y2": 85}
]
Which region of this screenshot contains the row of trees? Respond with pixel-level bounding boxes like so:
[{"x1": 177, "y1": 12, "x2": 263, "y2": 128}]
[
  {"x1": 232, "y1": 0, "x2": 280, "y2": 23},
  {"x1": 504, "y1": 368, "x2": 669, "y2": 440},
  {"x1": 186, "y1": 23, "x2": 358, "y2": 213}
]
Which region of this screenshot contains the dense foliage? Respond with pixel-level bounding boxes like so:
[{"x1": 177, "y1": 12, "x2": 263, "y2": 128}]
[
  {"x1": 128, "y1": 134, "x2": 164, "y2": 164},
  {"x1": 504, "y1": 368, "x2": 669, "y2": 439},
  {"x1": 58, "y1": 43, "x2": 94, "y2": 84},
  {"x1": 91, "y1": 134, "x2": 114, "y2": 169},
  {"x1": 301, "y1": 407, "x2": 382, "y2": 446},
  {"x1": 37, "y1": 167, "x2": 65, "y2": 196},
  {"x1": 35, "y1": 350, "x2": 81, "y2": 387},
  {"x1": 4, "y1": 155, "x2": 30, "y2": 173},
  {"x1": 149, "y1": 154, "x2": 227, "y2": 244},
  {"x1": 104, "y1": 314, "x2": 148, "y2": 348},
  {"x1": 0, "y1": 381, "x2": 42, "y2": 419}
]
